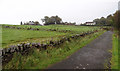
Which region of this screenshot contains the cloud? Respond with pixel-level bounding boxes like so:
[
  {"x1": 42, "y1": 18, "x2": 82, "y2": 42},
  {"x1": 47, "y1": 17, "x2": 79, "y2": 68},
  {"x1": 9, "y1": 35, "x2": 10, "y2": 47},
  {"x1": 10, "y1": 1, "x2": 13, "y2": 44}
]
[{"x1": 0, "y1": 0, "x2": 118, "y2": 25}]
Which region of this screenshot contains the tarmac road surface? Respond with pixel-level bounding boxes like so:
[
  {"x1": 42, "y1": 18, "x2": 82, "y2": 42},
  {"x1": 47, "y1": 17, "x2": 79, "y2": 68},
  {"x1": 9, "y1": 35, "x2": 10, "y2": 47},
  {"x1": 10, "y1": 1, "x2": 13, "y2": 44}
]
[{"x1": 47, "y1": 31, "x2": 113, "y2": 69}]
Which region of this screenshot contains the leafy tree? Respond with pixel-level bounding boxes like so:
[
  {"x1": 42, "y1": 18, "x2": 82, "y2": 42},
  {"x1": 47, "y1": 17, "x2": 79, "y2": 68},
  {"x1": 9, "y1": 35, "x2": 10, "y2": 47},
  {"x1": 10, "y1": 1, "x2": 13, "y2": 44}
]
[
  {"x1": 106, "y1": 14, "x2": 114, "y2": 26},
  {"x1": 41, "y1": 16, "x2": 49, "y2": 25},
  {"x1": 41, "y1": 15, "x2": 62, "y2": 25},
  {"x1": 113, "y1": 10, "x2": 120, "y2": 31},
  {"x1": 54, "y1": 15, "x2": 62, "y2": 24},
  {"x1": 93, "y1": 19, "x2": 100, "y2": 25},
  {"x1": 20, "y1": 21, "x2": 23, "y2": 25},
  {"x1": 100, "y1": 17, "x2": 107, "y2": 25},
  {"x1": 93, "y1": 16, "x2": 113, "y2": 26},
  {"x1": 34, "y1": 21, "x2": 40, "y2": 25}
]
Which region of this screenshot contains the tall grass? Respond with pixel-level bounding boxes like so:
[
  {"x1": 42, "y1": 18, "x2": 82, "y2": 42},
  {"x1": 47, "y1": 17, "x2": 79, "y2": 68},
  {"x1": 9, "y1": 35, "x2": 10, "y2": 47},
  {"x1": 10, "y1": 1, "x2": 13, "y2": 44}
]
[{"x1": 111, "y1": 33, "x2": 120, "y2": 69}]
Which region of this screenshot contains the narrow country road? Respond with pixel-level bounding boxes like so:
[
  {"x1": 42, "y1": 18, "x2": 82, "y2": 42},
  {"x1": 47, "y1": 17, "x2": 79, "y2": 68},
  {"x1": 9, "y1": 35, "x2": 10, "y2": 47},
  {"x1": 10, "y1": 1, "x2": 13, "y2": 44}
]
[{"x1": 47, "y1": 31, "x2": 113, "y2": 69}]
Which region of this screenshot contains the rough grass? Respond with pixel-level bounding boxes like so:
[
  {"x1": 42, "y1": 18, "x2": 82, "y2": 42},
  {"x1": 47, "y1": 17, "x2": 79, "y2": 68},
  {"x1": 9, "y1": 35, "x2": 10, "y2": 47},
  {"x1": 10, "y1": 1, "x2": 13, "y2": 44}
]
[
  {"x1": 111, "y1": 33, "x2": 120, "y2": 69},
  {"x1": 4, "y1": 30, "x2": 105, "y2": 69},
  {"x1": 2, "y1": 25, "x2": 100, "y2": 48},
  {"x1": 2, "y1": 28, "x2": 67, "y2": 48},
  {"x1": 2, "y1": 24, "x2": 100, "y2": 34}
]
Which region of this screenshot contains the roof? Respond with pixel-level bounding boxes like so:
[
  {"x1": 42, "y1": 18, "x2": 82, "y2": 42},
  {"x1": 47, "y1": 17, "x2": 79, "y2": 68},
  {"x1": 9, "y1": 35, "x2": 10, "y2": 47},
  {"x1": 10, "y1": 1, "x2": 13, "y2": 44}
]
[
  {"x1": 86, "y1": 22, "x2": 94, "y2": 23},
  {"x1": 85, "y1": 22, "x2": 95, "y2": 24}
]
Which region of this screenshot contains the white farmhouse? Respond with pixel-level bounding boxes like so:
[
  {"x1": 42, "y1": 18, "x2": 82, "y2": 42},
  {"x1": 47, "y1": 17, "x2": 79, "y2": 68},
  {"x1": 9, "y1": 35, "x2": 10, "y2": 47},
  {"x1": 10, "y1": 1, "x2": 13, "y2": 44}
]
[
  {"x1": 28, "y1": 21, "x2": 35, "y2": 25},
  {"x1": 85, "y1": 22, "x2": 96, "y2": 25}
]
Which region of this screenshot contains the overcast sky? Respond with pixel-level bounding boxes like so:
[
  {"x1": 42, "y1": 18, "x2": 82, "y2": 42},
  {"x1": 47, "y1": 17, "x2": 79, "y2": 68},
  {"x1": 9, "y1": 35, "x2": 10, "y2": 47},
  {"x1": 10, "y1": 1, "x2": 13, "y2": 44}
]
[{"x1": 0, "y1": 0, "x2": 119, "y2": 25}]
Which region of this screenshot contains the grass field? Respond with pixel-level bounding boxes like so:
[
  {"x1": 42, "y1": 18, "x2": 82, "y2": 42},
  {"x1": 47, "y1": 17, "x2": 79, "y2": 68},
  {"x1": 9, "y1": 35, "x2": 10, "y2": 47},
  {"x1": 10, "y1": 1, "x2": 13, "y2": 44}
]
[
  {"x1": 2, "y1": 24, "x2": 106, "y2": 69},
  {"x1": 4, "y1": 29, "x2": 105, "y2": 69},
  {"x1": 2, "y1": 28, "x2": 67, "y2": 48},
  {"x1": 2, "y1": 24, "x2": 99, "y2": 33},
  {"x1": 2, "y1": 25, "x2": 100, "y2": 48}
]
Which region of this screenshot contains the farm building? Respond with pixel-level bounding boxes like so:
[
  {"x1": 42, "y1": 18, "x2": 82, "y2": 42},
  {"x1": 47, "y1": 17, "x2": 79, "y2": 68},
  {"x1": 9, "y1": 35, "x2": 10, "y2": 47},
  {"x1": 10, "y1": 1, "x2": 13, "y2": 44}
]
[
  {"x1": 28, "y1": 21, "x2": 34, "y2": 25},
  {"x1": 23, "y1": 21, "x2": 42, "y2": 26},
  {"x1": 85, "y1": 22, "x2": 96, "y2": 25}
]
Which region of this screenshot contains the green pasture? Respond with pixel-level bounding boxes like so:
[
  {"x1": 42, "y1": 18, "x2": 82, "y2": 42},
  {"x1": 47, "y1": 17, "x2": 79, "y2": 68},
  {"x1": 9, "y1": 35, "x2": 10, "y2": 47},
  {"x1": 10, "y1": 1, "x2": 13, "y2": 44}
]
[
  {"x1": 1, "y1": 24, "x2": 106, "y2": 69},
  {"x1": 4, "y1": 30, "x2": 105, "y2": 69},
  {"x1": 2, "y1": 25, "x2": 101, "y2": 48},
  {"x1": 2, "y1": 28, "x2": 67, "y2": 48},
  {"x1": 2, "y1": 24, "x2": 99, "y2": 33}
]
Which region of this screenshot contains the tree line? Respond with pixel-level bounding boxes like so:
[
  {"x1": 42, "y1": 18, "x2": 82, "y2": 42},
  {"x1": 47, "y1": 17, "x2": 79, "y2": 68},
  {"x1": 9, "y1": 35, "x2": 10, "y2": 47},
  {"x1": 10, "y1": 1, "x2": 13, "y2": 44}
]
[
  {"x1": 21, "y1": 15, "x2": 76, "y2": 25},
  {"x1": 93, "y1": 15, "x2": 114, "y2": 26},
  {"x1": 93, "y1": 10, "x2": 119, "y2": 35},
  {"x1": 93, "y1": 10, "x2": 120, "y2": 30},
  {"x1": 41, "y1": 15, "x2": 76, "y2": 25}
]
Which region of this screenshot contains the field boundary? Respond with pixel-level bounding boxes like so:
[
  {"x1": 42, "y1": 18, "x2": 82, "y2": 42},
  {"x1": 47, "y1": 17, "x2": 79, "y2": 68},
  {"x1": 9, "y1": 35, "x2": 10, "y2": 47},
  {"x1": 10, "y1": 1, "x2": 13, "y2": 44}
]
[
  {"x1": 2, "y1": 25, "x2": 73, "y2": 33},
  {"x1": 2, "y1": 30, "x2": 99, "y2": 66}
]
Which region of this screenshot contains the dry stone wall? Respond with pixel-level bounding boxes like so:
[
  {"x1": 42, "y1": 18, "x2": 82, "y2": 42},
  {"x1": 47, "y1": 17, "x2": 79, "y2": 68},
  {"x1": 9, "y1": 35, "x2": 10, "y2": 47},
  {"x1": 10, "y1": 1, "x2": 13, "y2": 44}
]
[
  {"x1": 2, "y1": 25, "x2": 72, "y2": 33},
  {"x1": 2, "y1": 30, "x2": 99, "y2": 66}
]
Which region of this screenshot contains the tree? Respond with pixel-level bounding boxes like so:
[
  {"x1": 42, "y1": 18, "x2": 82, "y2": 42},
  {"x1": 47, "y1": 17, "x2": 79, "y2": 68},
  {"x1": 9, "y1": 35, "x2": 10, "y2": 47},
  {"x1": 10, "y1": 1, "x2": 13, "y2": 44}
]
[
  {"x1": 34, "y1": 21, "x2": 40, "y2": 25},
  {"x1": 93, "y1": 19, "x2": 100, "y2": 25},
  {"x1": 41, "y1": 16, "x2": 50, "y2": 25},
  {"x1": 106, "y1": 14, "x2": 114, "y2": 26},
  {"x1": 20, "y1": 21, "x2": 23, "y2": 25},
  {"x1": 54, "y1": 15, "x2": 62, "y2": 24},
  {"x1": 99, "y1": 17, "x2": 107, "y2": 25},
  {"x1": 41, "y1": 15, "x2": 62, "y2": 25},
  {"x1": 93, "y1": 17, "x2": 108, "y2": 26},
  {"x1": 113, "y1": 10, "x2": 120, "y2": 31}
]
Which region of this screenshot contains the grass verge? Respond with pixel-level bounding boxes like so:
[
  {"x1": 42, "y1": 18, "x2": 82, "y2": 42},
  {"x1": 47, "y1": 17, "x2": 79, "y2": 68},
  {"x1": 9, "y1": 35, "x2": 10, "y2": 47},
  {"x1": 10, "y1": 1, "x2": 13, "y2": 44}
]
[
  {"x1": 4, "y1": 30, "x2": 105, "y2": 69},
  {"x1": 111, "y1": 33, "x2": 120, "y2": 69}
]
